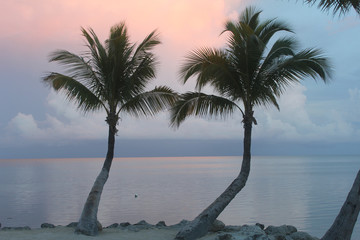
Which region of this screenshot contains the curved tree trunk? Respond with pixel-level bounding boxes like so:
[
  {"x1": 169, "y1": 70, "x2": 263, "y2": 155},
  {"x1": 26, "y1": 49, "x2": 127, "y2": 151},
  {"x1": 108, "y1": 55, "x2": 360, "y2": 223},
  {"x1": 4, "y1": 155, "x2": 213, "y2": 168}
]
[
  {"x1": 75, "y1": 118, "x2": 116, "y2": 236},
  {"x1": 321, "y1": 170, "x2": 360, "y2": 240},
  {"x1": 175, "y1": 111, "x2": 253, "y2": 240}
]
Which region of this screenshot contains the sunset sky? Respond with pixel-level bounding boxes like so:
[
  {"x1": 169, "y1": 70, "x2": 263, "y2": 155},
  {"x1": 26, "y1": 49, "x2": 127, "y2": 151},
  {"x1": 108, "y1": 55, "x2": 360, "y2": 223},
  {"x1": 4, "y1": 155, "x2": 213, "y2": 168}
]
[{"x1": 0, "y1": 0, "x2": 359, "y2": 158}]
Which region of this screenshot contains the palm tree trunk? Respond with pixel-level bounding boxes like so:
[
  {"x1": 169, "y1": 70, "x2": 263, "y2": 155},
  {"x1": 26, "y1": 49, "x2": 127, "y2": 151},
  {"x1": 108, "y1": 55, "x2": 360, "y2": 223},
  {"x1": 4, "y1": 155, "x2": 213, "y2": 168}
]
[
  {"x1": 321, "y1": 170, "x2": 360, "y2": 240},
  {"x1": 175, "y1": 112, "x2": 253, "y2": 240},
  {"x1": 75, "y1": 119, "x2": 116, "y2": 236}
]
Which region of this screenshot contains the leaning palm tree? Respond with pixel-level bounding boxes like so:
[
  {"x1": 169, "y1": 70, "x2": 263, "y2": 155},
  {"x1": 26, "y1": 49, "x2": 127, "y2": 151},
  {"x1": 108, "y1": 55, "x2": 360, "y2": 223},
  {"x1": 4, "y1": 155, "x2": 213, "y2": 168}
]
[
  {"x1": 43, "y1": 22, "x2": 177, "y2": 236},
  {"x1": 303, "y1": 0, "x2": 360, "y2": 14},
  {"x1": 171, "y1": 7, "x2": 332, "y2": 240}
]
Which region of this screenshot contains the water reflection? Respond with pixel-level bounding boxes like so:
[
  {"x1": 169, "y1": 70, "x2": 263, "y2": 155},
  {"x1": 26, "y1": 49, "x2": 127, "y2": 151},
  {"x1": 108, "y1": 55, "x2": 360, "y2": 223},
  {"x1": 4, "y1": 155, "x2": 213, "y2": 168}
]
[{"x1": 0, "y1": 156, "x2": 359, "y2": 239}]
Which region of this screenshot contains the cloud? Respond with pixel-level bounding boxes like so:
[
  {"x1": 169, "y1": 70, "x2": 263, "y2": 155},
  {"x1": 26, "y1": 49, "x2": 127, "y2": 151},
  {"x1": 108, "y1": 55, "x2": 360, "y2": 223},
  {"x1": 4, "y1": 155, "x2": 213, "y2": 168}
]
[
  {"x1": 7, "y1": 83, "x2": 359, "y2": 145},
  {"x1": 253, "y1": 84, "x2": 360, "y2": 143},
  {"x1": 7, "y1": 91, "x2": 107, "y2": 142}
]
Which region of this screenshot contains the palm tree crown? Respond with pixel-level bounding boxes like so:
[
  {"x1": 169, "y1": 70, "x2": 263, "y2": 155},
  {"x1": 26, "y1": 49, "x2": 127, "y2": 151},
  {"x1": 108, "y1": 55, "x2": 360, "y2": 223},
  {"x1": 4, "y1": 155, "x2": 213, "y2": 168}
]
[
  {"x1": 171, "y1": 6, "x2": 332, "y2": 127},
  {"x1": 44, "y1": 22, "x2": 176, "y2": 131}
]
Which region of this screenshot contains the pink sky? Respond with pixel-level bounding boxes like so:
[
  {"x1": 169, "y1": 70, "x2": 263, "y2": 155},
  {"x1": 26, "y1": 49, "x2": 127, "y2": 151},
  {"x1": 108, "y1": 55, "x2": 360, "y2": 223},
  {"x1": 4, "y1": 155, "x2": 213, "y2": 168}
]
[{"x1": 1, "y1": 0, "x2": 244, "y2": 51}]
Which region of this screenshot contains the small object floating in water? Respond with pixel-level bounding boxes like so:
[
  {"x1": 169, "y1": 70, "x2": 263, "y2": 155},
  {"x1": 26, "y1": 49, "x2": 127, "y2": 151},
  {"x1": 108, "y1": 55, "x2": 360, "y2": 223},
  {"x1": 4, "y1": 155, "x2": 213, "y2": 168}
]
[{"x1": 135, "y1": 194, "x2": 138, "y2": 198}]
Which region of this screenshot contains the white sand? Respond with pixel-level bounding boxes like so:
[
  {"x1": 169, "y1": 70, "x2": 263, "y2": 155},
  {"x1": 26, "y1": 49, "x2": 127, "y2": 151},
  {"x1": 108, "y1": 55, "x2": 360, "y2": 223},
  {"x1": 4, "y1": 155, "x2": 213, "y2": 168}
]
[{"x1": 0, "y1": 227, "x2": 218, "y2": 240}]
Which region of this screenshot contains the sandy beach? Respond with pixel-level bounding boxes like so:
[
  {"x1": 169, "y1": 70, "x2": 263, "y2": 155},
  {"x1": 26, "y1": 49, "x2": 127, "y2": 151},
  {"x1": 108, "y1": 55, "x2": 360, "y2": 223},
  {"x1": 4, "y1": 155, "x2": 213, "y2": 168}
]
[
  {"x1": 0, "y1": 226, "x2": 220, "y2": 240},
  {"x1": 0, "y1": 222, "x2": 321, "y2": 240},
  {"x1": 0, "y1": 227, "x2": 180, "y2": 240}
]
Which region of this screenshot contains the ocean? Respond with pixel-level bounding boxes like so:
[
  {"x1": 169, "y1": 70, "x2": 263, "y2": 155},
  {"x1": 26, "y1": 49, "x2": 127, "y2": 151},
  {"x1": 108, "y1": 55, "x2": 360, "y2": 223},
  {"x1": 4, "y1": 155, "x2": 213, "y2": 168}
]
[{"x1": 0, "y1": 155, "x2": 359, "y2": 239}]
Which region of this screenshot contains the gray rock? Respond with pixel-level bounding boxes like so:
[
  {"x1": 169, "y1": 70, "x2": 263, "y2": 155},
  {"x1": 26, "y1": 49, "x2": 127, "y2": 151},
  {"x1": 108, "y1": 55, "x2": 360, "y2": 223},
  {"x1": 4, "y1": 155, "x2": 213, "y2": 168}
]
[
  {"x1": 169, "y1": 219, "x2": 190, "y2": 228},
  {"x1": 210, "y1": 219, "x2": 226, "y2": 232},
  {"x1": 41, "y1": 223, "x2": 55, "y2": 228},
  {"x1": 120, "y1": 222, "x2": 131, "y2": 227},
  {"x1": 66, "y1": 222, "x2": 78, "y2": 228},
  {"x1": 223, "y1": 225, "x2": 242, "y2": 232},
  {"x1": 256, "y1": 223, "x2": 265, "y2": 230},
  {"x1": 216, "y1": 233, "x2": 235, "y2": 240},
  {"x1": 239, "y1": 224, "x2": 266, "y2": 236},
  {"x1": 134, "y1": 220, "x2": 150, "y2": 226},
  {"x1": 156, "y1": 221, "x2": 167, "y2": 227},
  {"x1": 290, "y1": 231, "x2": 317, "y2": 240},
  {"x1": 272, "y1": 235, "x2": 287, "y2": 240},
  {"x1": 127, "y1": 220, "x2": 154, "y2": 231},
  {"x1": 106, "y1": 223, "x2": 119, "y2": 228},
  {"x1": 1, "y1": 226, "x2": 31, "y2": 231},
  {"x1": 265, "y1": 225, "x2": 297, "y2": 236}
]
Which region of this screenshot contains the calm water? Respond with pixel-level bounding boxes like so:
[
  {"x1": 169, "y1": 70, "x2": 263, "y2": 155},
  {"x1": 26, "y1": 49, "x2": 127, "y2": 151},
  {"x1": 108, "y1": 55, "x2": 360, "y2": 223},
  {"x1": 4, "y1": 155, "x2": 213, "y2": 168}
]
[{"x1": 0, "y1": 156, "x2": 359, "y2": 239}]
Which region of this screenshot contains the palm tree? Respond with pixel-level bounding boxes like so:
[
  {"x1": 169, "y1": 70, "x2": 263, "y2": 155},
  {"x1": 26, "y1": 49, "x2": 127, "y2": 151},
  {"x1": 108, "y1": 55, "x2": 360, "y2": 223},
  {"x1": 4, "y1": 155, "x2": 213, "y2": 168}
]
[
  {"x1": 321, "y1": 170, "x2": 360, "y2": 240},
  {"x1": 171, "y1": 7, "x2": 332, "y2": 240},
  {"x1": 303, "y1": 0, "x2": 360, "y2": 14},
  {"x1": 43, "y1": 22, "x2": 177, "y2": 236}
]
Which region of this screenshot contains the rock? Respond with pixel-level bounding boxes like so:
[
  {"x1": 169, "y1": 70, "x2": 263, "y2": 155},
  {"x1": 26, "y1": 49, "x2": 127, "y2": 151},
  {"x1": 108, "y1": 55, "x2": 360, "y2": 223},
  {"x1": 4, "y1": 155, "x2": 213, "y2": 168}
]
[
  {"x1": 239, "y1": 224, "x2": 266, "y2": 236},
  {"x1": 216, "y1": 233, "x2": 235, "y2": 240},
  {"x1": 128, "y1": 220, "x2": 154, "y2": 231},
  {"x1": 156, "y1": 221, "x2": 167, "y2": 227},
  {"x1": 66, "y1": 222, "x2": 78, "y2": 228},
  {"x1": 106, "y1": 223, "x2": 119, "y2": 228},
  {"x1": 120, "y1": 222, "x2": 131, "y2": 227},
  {"x1": 169, "y1": 219, "x2": 190, "y2": 228},
  {"x1": 223, "y1": 225, "x2": 242, "y2": 232},
  {"x1": 265, "y1": 225, "x2": 297, "y2": 236},
  {"x1": 272, "y1": 235, "x2": 287, "y2": 240},
  {"x1": 256, "y1": 223, "x2": 265, "y2": 230},
  {"x1": 210, "y1": 219, "x2": 225, "y2": 232},
  {"x1": 41, "y1": 223, "x2": 55, "y2": 228},
  {"x1": 1, "y1": 226, "x2": 31, "y2": 231},
  {"x1": 290, "y1": 231, "x2": 318, "y2": 240},
  {"x1": 134, "y1": 220, "x2": 150, "y2": 226}
]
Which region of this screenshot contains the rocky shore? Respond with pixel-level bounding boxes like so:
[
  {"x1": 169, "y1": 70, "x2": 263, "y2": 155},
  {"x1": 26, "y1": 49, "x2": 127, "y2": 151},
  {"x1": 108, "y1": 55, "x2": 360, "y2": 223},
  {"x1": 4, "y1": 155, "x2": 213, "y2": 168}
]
[{"x1": 0, "y1": 220, "x2": 320, "y2": 240}]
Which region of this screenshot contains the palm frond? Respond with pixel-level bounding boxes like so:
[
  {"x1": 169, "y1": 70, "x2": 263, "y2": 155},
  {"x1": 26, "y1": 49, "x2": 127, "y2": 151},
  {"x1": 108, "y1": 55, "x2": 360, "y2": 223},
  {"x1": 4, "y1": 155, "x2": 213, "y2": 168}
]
[
  {"x1": 43, "y1": 73, "x2": 106, "y2": 113},
  {"x1": 256, "y1": 18, "x2": 293, "y2": 45},
  {"x1": 240, "y1": 6, "x2": 262, "y2": 28},
  {"x1": 133, "y1": 30, "x2": 161, "y2": 58},
  {"x1": 260, "y1": 37, "x2": 297, "y2": 73},
  {"x1": 48, "y1": 50, "x2": 105, "y2": 97},
  {"x1": 264, "y1": 48, "x2": 332, "y2": 96},
  {"x1": 127, "y1": 55, "x2": 159, "y2": 96},
  {"x1": 119, "y1": 86, "x2": 178, "y2": 118},
  {"x1": 170, "y1": 92, "x2": 242, "y2": 128},
  {"x1": 304, "y1": 0, "x2": 360, "y2": 14},
  {"x1": 180, "y1": 48, "x2": 237, "y2": 90},
  {"x1": 81, "y1": 27, "x2": 109, "y2": 85}
]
